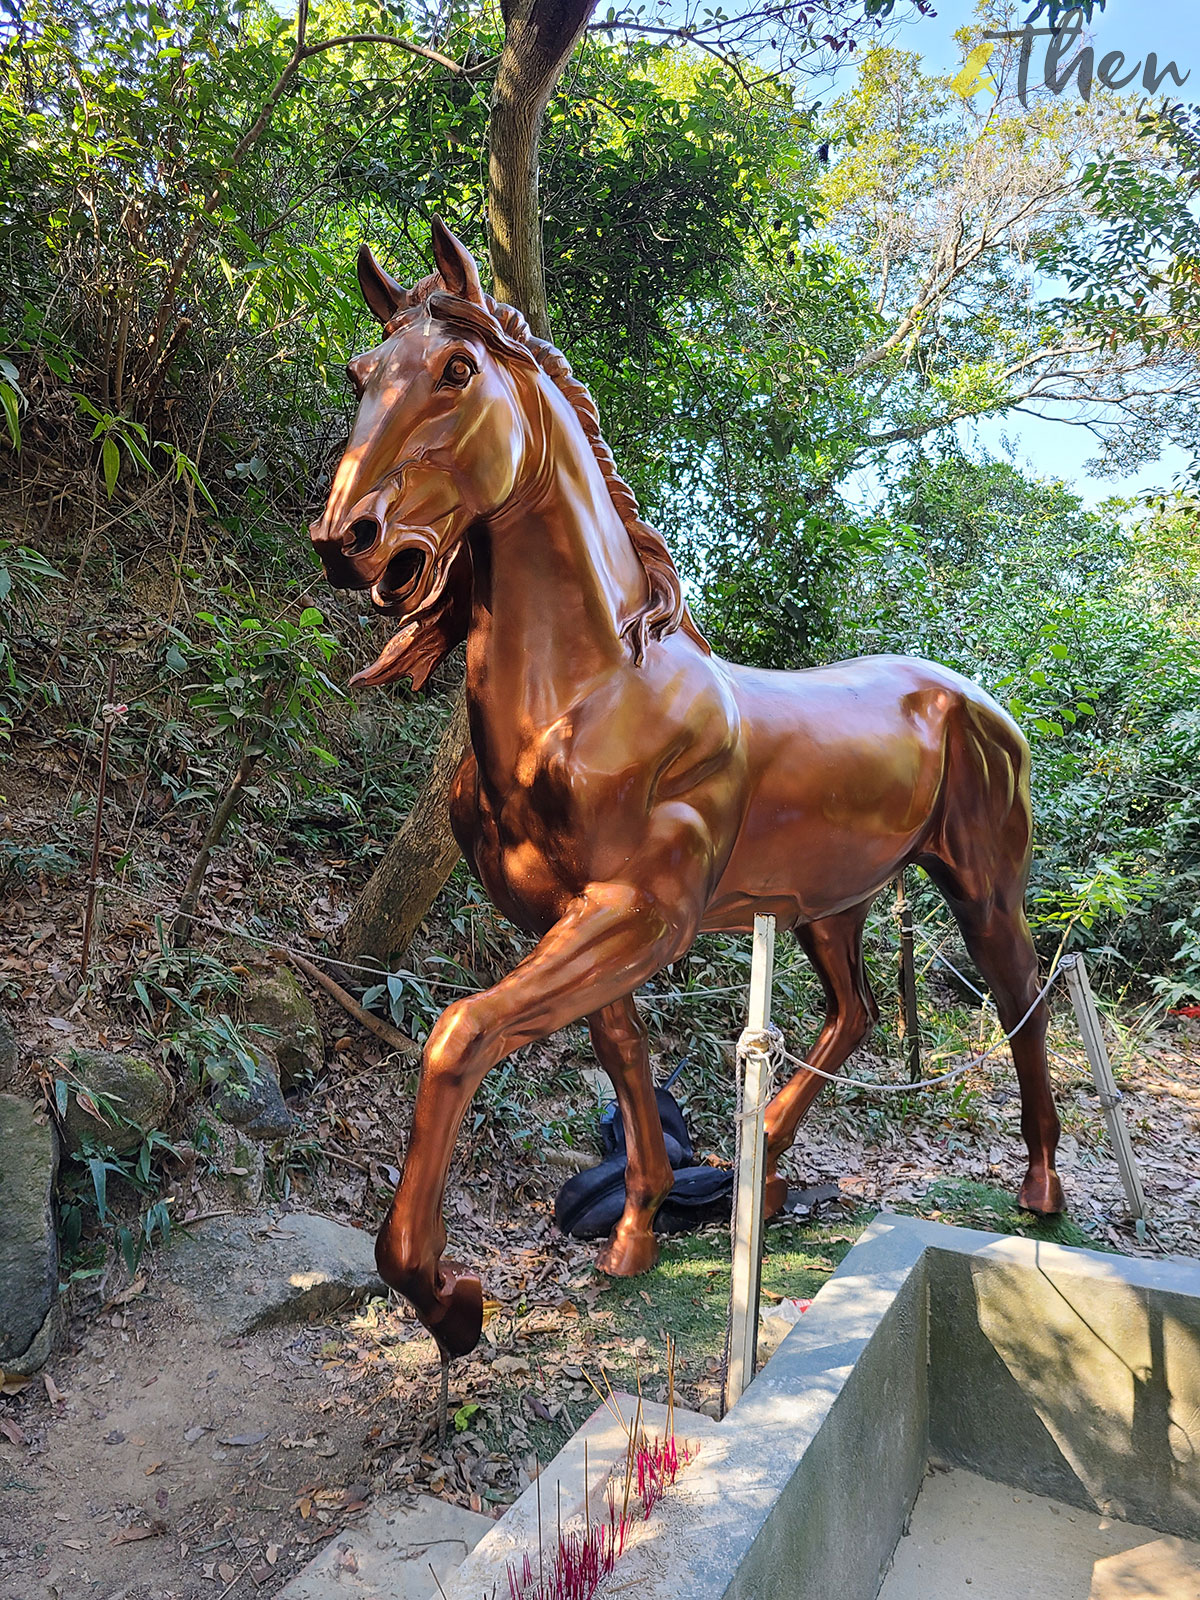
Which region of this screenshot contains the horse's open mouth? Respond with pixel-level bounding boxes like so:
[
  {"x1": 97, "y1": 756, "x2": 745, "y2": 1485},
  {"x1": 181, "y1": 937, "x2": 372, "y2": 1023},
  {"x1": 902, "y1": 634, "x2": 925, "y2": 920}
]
[{"x1": 373, "y1": 546, "x2": 428, "y2": 610}]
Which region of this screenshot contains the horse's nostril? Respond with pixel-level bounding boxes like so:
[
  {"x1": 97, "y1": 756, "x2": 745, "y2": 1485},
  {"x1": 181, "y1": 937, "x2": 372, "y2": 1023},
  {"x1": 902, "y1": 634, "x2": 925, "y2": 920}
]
[{"x1": 347, "y1": 517, "x2": 380, "y2": 555}]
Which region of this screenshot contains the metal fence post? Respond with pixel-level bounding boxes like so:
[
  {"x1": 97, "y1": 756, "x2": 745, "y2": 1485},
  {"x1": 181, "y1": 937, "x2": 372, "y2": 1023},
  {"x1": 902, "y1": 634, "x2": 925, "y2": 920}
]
[
  {"x1": 1062, "y1": 952, "x2": 1148, "y2": 1242},
  {"x1": 725, "y1": 913, "x2": 775, "y2": 1412}
]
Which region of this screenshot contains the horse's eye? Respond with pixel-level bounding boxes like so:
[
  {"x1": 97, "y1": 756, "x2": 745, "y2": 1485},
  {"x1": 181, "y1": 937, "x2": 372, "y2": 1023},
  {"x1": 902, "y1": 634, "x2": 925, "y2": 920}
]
[{"x1": 440, "y1": 354, "x2": 476, "y2": 389}]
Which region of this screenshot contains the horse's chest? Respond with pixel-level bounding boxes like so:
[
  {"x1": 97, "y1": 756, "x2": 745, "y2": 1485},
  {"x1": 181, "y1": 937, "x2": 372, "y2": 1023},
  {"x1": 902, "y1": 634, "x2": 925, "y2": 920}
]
[{"x1": 457, "y1": 739, "x2": 588, "y2": 934}]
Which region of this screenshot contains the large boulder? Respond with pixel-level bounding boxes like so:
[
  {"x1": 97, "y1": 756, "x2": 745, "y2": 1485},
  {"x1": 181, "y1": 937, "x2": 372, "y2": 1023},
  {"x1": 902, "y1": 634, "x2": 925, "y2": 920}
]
[
  {"x1": 0, "y1": 1010, "x2": 16, "y2": 1090},
  {"x1": 209, "y1": 1041, "x2": 293, "y2": 1139},
  {"x1": 241, "y1": 965, "x2": 323, "y2": 1088},
  {"x1": 163, "y1": 1211, "x2": 384, "y2": 1336},
  {"x1": 0, "y1": 1093, "x2": 60, "y2": 1374},
  {"x1": 61, "y1": 1049, "x2": 172, "y2": 1156}
]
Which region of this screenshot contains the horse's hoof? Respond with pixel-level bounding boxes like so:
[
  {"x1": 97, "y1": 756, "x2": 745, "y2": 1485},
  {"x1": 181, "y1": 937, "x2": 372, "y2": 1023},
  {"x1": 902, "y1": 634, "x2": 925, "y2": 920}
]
[
  {"x1": 1018, "y1": 1167, "x2": 1066, "y2": 1217},
  {"x1": 428, "y1": 1262, "x2": 484, "y2": 1358},
  {"x1": 765, "y1": 1175, "x2": 789, "y2": 1219},
  {"x1": 596, "y1": 1228, "x2": 660, "y2": 1277}
]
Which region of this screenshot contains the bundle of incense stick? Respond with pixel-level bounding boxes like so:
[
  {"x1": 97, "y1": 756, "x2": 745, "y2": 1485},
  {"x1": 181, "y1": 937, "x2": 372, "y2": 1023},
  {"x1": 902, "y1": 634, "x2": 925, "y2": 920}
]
[{"x1": 502, "y1": 1343, "x2": 693, "y2": 1600}]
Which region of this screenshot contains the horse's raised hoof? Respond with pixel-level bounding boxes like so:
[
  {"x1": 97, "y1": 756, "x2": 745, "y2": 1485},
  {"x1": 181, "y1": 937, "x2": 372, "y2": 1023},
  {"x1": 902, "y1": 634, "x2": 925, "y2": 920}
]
[
  {"x1": 765, "y1": 1174, "x2": 789, "y2": 1219},
  {"x1": 381, "y1": 1244, "x2": 485, "y2": 1358},
  {"x1": 426, "y1": 1261, "x2": 484, "y2": 1358},
  {"x1": 1018, "y1": 1167, "x2": 1066, "y2": 1217},
  {"x1": 596, "y1": 1226, "x2": 660, "y2": 1278}
]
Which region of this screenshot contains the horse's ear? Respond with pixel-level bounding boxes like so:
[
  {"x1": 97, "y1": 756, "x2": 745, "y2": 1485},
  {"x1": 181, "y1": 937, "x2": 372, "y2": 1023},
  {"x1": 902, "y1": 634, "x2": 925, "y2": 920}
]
[
  {"x1": 431, "y1": 217, "x2": 484, "y2": 305},
  {"x1": 357, "y1": 244, "x2": 407, "y2": 326}
]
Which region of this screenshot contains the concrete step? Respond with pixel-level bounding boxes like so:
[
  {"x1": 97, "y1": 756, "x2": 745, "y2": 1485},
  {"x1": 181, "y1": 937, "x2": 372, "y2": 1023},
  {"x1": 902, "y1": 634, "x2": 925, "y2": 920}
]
[{"x1": 278, "y1": 1494, "x2": 493, "y2": 1600}]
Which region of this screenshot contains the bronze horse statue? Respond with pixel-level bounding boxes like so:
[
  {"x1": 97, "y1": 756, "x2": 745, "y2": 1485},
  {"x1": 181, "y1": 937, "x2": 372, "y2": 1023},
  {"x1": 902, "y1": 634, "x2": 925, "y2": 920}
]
[{"x1": 311, "y1": 219, "x2": 1063, "y2": 1358}]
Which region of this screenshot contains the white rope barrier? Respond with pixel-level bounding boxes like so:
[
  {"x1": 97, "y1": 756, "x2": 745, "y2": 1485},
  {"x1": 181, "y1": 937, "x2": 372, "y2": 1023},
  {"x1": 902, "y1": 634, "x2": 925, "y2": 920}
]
[{"x1": 735, "y1": 958, "x2": 1066, "y2": 1095}]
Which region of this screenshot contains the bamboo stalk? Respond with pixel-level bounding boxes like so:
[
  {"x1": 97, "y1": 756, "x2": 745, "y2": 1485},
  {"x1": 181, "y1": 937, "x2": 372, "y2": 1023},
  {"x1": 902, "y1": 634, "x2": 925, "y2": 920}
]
[
  {"x1": 897, "y1": 871, "x2": 922, "y2": 1083},
  {"x1": 80, "y1": 660, "x2": 118, "y2": 977},
  {"x1": 170, "y1": 744, "x2": 262, "y2": 947}
]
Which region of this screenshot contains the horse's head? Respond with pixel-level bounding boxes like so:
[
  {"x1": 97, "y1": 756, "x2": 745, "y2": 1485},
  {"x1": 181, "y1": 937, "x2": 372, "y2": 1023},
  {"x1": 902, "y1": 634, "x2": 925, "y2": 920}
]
[{"x1": 311, "y1": 219, "x2": 536, "y2": 688}]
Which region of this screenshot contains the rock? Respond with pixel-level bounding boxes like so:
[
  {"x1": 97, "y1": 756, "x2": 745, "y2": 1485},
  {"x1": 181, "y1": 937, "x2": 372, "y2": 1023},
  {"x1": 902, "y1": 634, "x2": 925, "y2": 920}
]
[
  {"x1": 242, "y1": 965, "x2": 323, "y2": 1088},
  {"x1": 202, "y1": 1120, "x2": 266, "y2": 1205},
  {"x1": 163, "y1": 1211, "x2": 384, "y2": 1337},
  {"x1": 0, "y1": 1011, "x2": 16, "y2": 1089},
  {"x1": 0, "y1": 1093, "x2": 61, "y2": 1373},
  {"x1": 209, "y1": 1042, "x2": 293, "y2": 1139},
  {"x1": 61, "y1": 1049, "x2": 172, "y2": 1156}
]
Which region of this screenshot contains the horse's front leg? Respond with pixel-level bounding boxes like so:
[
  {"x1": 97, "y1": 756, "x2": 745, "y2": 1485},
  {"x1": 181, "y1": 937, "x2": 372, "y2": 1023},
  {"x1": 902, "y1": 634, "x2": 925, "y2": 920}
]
[
  {"x1": 588, "y1": 996, "x2": 675, "y2": 1278},
  {"x1": 375, "y1": 881, "x2": 695, "y2": 1356}
]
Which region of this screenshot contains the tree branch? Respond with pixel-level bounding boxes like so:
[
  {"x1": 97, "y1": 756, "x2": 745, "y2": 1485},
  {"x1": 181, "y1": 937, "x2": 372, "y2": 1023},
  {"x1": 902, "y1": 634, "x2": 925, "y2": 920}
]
[{"x1": 141, "y1": 5, "x2": 466, "y2": 389}]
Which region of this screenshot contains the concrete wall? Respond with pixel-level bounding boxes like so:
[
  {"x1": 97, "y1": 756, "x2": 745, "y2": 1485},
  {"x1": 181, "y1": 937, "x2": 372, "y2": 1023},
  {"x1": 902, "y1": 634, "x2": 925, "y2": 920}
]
[
  {"x1": 927, "y1": 1233, "x2": 1200, "y2": 1540},
  {"x1": 443, "y1": 1215, "x2": 1200, "y2": 1600},
  {"x1": 546, "y1": 1216, "x2": 933, "y2": 1600},
  {"x1": 728, "y1": 1241, "x2": 928, "y2": 1600}
]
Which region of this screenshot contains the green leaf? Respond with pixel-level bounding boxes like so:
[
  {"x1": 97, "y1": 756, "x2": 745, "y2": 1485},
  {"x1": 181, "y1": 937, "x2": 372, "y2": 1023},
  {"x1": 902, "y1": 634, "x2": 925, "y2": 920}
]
[
  {"x1": 117, "y1": 1225, "x2": 140, "y2": 1277},
  {"x1": 60, "y1": 1203, "x2": 82, "y2": 1253},
  {"x1": 87, "y1": 1155, "x2": 109, "y2": 1222},
  {"x1": 453, "y1": 1402, "x2": 480, "y2": 1432},
  {"x1": 122, "y1": 434, "x2": 152, "y2": 473},
  {"x1": 102, "y1": 435, "x2": 120, "y2": 498},
  {"x1": 0, "y1": 382, "x2": 21, "y2": 451}
]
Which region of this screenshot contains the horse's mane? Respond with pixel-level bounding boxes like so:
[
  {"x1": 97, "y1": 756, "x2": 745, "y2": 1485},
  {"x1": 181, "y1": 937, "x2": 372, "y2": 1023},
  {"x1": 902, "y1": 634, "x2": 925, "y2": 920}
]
[{"x1": 386, "y1": 274, "x2": 710, "y2": 664}]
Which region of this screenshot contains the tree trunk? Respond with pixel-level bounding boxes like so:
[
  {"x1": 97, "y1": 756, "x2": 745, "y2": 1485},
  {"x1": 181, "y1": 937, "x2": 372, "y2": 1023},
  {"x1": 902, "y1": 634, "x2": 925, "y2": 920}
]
[
  {"x1": 339, "y1": 688, "x2": 470, "y2": 969},
  {"x1": 487, "y1": 0, "x2": 597, "y2": 335},
  {"x1": 338, "y1": 0, "x2": 593, "y2": 972}
]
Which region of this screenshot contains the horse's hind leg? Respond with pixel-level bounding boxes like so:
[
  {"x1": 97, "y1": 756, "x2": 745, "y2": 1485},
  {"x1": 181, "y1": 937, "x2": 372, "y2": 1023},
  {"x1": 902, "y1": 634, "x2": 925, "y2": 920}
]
[
  {"x1": 762, "y1": 899, "x2": 879, "y2": 1216},
  {"x1": 587, "y1": 995, "x2": 675, "y2": 1277},
  {"x1": 920, "y1": 827, "x2": 1064, "y2": 1217}
]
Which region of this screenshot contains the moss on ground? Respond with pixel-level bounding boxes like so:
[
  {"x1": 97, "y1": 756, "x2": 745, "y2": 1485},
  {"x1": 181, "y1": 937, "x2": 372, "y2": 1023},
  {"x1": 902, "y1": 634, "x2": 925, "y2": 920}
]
[
  {"x1": 895, "y1": 1177, "x2": 1105, "y2": 1250},
  {"x1": 593, "y1": 1214, "x2": 866, "y2": 1379},
  {"x1": 466, "y1": 1212, "x2": 868, "y2": 1470}
]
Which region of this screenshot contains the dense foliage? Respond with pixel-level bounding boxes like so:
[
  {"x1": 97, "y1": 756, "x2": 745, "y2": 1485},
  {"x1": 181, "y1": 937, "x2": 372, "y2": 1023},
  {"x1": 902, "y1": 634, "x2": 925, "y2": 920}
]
[{"x1": 1, "y1": 0, "x2": 1197, "y2": 1005}]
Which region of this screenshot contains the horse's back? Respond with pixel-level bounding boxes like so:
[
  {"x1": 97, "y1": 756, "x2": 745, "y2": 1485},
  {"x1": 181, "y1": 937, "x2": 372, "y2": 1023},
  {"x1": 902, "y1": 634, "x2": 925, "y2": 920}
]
[{"x1": 726, "y1": 651, "x2": 1016, "y2": 733}]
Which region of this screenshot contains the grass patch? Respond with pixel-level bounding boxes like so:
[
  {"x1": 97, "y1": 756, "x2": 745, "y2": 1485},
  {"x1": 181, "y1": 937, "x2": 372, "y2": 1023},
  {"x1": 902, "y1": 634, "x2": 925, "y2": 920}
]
[
  {"x1": 466, "y1": 1213, "x2": 870, "y2": 1474},
  {"x1": 900, "y1": 1178, "x2": 1105, "y2": 1249},
  {"x1": 578, "y1": 1212, "x2": 868, "y2": 1397}
]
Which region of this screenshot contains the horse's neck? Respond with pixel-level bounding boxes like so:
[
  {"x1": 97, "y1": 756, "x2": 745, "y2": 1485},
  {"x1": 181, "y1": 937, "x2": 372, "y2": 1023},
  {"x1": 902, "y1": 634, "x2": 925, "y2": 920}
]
[{"x1": 467, "y1": 390, "x2": 647, "y2": 766}]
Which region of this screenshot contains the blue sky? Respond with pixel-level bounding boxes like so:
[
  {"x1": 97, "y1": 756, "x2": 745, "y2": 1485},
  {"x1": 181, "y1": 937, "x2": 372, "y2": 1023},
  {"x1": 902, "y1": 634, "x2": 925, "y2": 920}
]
[{"x1": 837, "y1": 0, "x2": 1200, "y2": 505}]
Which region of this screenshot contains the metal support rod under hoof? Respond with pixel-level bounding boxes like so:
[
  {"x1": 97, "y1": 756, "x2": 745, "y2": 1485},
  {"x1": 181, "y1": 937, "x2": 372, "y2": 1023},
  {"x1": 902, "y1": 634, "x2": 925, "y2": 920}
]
[{"x1": 437, "y1": 1348, "x2": 450, "y2": 1448}]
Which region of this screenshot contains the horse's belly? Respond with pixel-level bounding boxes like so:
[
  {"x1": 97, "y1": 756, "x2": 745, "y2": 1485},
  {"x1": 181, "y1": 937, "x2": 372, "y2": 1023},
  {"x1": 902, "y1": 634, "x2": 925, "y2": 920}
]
[{"x1": 703, "y1": 731, "x2": 945, "y2": 929}]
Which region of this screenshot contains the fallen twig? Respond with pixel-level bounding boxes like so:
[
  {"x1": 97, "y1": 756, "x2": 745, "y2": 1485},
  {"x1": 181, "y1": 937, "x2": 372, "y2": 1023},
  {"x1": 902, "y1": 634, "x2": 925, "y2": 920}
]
[{"x1": 283, "y1": 950, "x2": 421, "y2": 1060}]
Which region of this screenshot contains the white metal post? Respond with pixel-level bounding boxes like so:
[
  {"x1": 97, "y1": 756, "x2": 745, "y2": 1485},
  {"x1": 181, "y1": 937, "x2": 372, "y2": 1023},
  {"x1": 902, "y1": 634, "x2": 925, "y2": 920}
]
[
  {"x1": 725, "y1": 913, "x2": 776, "y2": 1412},
  {"x1": 1062, "y1": 952, "x2": 1148, "y2": 1242}
]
